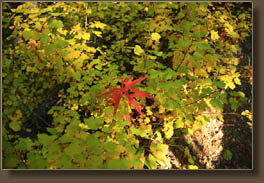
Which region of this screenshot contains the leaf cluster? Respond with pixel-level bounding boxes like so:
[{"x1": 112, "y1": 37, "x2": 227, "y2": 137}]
[{"x1": 2, "y1": 2, "x2": 252, "y2": 169}]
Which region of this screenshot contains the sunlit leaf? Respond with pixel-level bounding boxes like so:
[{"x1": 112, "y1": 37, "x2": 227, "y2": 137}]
[
  {"x1": 134, "y1": 45, "x2": 145, "y2": 56},
  {"x1": 151, "y1": 32, "x2": 161, "y2": 41},
  {"x1": 210, "y1": 99, "x2": 223, "y2": 111}
]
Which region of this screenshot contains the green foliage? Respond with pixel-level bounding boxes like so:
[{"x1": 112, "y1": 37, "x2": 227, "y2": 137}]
[
  {"x1": 2, "y1": 2, "x2": 251, "y2": 169},
  {"x1": 223, "y1": 150, "x2": 233, "y2": 161}
]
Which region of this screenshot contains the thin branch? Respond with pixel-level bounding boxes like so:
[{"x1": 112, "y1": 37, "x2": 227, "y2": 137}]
[
  {"x1": 175, "y1": 40, "x2": 193, "y2": 72},
  {"x1": 201, "y1": 112, "x2": 241, "y2": 116},
  {"x1": 184, "y1": 92, "x2": 215, "y2": 107}
]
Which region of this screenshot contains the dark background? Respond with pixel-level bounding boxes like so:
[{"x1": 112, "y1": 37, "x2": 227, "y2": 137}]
[{"x1": 0, "y1": 0, "x2": 262, "y2": 182}]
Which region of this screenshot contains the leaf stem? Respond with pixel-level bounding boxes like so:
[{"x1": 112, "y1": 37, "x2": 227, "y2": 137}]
[{"x1": 175, "y1": 40, "x2": 193, "y2": 72}]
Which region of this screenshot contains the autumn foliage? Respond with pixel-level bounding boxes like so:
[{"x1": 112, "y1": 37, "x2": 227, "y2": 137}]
[{"x1": 2, "y1": 2, "x2": 252, "y2": 169}]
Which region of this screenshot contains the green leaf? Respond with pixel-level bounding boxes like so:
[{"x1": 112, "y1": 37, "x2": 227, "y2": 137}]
[
  {"x1": 64, "y1": 143, "x2": 82, "y2": 156},
  {"x1": 195, "y1": 42, "x2": 211, "y2": 50},
  {"x1": 223, "y1": 150, "x2": 232, "y2": 161},
  {"x1": 176, "y1": 37, "x2": 192, "y2": 50},
  {"x1": 9, "y1": 121, "x2": 21, "y2": 132},
  {"x1": 95, "y1": 64, "x2": 102, "y2": 70},
  {"x1": 72, "y1": 72, "x2": 81, "y2": 81},
  {"x1": 117, "y1": 120, "x2": 131, "y2": 128},
  {"x1": 51, "y1": 12, "x2": 62, "y2": 16},
  {"x1": 22, "y1": 31, "x2": 31, "y2": 41},
  {"x1": 57, "y1": 40, "x2": 68, "y2": 48},
  {"x1": 103, "y1": 142, "x2": 117, "y2": 152},
  {"x1": 181, "y1": 20, "x2": 193, "y2": 32},
  {"x1": 3, "y1": 155, "x2": 21, "y2": 169},
  {"x1": 134, "y1": 45, "x2": 145, "y2": 56},
  {"x1": 130, "y1": 126, "x2": 148, "y2": 138},
  {"x1": 213, "y1": 81, "x2": 226, "y2": 89},
  {"x1": 175, "y1": 119, "x2": 184, "y2": 128},
  {"x1": 38, "y1": 134, "x2": 57, "y2": 146},
  {"x1": 210, "y1": 99, "x2": 223, "y2": 111},
  {"x1": 106, "y1": 159, "x2": 130, "y2": 169},
  {"x1": 175, "y1": 12, "x2": 185, "y2": 20},
  {"x1": 31, "y1": 31, "x2": 41, "y2": 41},
  {"x1": 15, "y1": 138, "x2": 34, "y2": 151},
  {"x1": 84, "y1": 117, "x2": 104, "y2": 130},
  {"x1": 145, "y1": 154, "x2": 157, "y2": 169},
  {"x1": 40, "y1": 34, "x2": 49, "y2": 44},
  {"x1": 164, "y1": 100, "x2": 178, "y2": 110},
  {"x1": 57, "y1": 155, "x2": 72, "y2": 169},
  {"x1": 27, "y1": 152, "x2": 47, "y2": 169},
  {"x1": 37, "y1": 63, "x2": 45, "y2": 70},
  {"x1": 47, "y1": 128, "x2": 57, "y2": 135},
  {"x1": 47, "y1": 44, "x2": 57, "y2": 52},
  {"x1": 174, "y1": 129, "x2": 181, "y2": 136},
  {"x1": 49, "y1": 20, "x2": 63, "y2": 29},
  {"x1": 190, "y1": 52, "x2": 203, "y2": 61},
  {"x1": 178, "y1": 66, "x2": 189, "y2": 73},
  {"x1": 200, "y1": 2, "x2": 208, "y2": 8},
  {"x1": 156, "y1": 51, "x2": 164, "y2": 57},
  {"x1": 229, "y1": 97, "x2": 239, "y2": 110},
  {"x1": 148, "y1": 55, "x2": 157, "y2": 59},
  {"x1": 151, "y1": 32, "x2": 161, "y2": 41},
  {"x1": 232, "y1": 129, "x2": 239, "y2": 137}
]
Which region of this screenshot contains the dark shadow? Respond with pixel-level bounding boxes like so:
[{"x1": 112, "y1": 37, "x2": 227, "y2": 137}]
[
  {"x1": 168, "y1": 137, "x2": 206, "y2": 169},
  {"x1": 210, "y1": 6, "x2": 255, "y2": 169}
]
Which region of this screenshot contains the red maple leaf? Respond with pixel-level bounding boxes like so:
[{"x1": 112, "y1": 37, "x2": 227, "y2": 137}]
[{"x1": 100, "y1": 76, "x2": 152, "y2": 116}]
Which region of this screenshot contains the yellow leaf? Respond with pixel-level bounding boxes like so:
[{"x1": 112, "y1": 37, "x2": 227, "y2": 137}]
[
  {"x1": 211, "y1": 30, "x2": 219, "y2": 40},
  {"x1": 146, "y1": 107, "x2": 153, "y2": 116},
  {"x1": 64, "y1": 50, "x2": 80, "y2": 61},
  {"x1": 71, "y1": 23, "x2": 82, "y2": 34},
  {"x1": 218, "y1": 114, "x2": 224, "y2": 121},
  {"x1": 73, "y1": 58, "x2": 84, "y2": 71},
  {"x1": 150, "y1": 144, "x2": 171, "y2": 169},
  {"x1": 134, "y1": 45, "x2": 145, "y2": 56},
  {"x1": 232, "y1": 58, "x2": 239, "y2": 66},
  {"x1": 231, "y1": 45, "x2": 238, "y2": 54},
  {"x1": 163, "y1": 121, "x2": 174, "y2": 139},
  {"x1": 144, "y1": 117, "x2": 150, "y2": 123},
  {"x1": 151, "y1": 33, "x2": 161, "y2": 41},
  {"x1": 71, "y1": 104, "x2": 79, "y2": 111},
  {"x1": 219, "y1": 15, "x2": 227, "y2": 23},
  {"x1": 90, "y1": 21, "x2": 107, "y2": 29},
  {"x1": 241, "y1": 110, "x2": 252, "y2": 121},
  {"x1": 82, "y1": 33, "x2": 90, "y2": 40},
  {"x1": 86, "y1": 9, "x2": 92, "y2": 14},
  {"x1": 57, "y1": 28, "x2": 67, "y2": 35},
  {"x1": 85, "y1": 46, "x2": 97, "y2": 53},
  {"x1": 92, "y1": 30, "x2": 102, "y2": 37},
  {"x1": 79, "y1": 123, "x2": 89, "y2": 130},
  {"x1": 16, "y1": 109, "x2": 22, "y2": 119},
  {"x1": 188, "y1": 165, "x2": 199, "y2": 169},
  {"x1": 247, "y1": 122, "x2": 252, "y2": 127},
  {"x1": 192, "y1": 121, "x2": 201, "y2": 130},
  {"x1": 234, "y1": 77, "x2": 241, "y2": 85},
  {"x1": 159, "y1": 105, "x2": 165, "y2": 113}
]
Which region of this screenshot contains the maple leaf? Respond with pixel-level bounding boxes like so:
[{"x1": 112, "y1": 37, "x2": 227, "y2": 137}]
[{"x1": 100, "y1": 76, "x2": 152, "y2": 116}]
